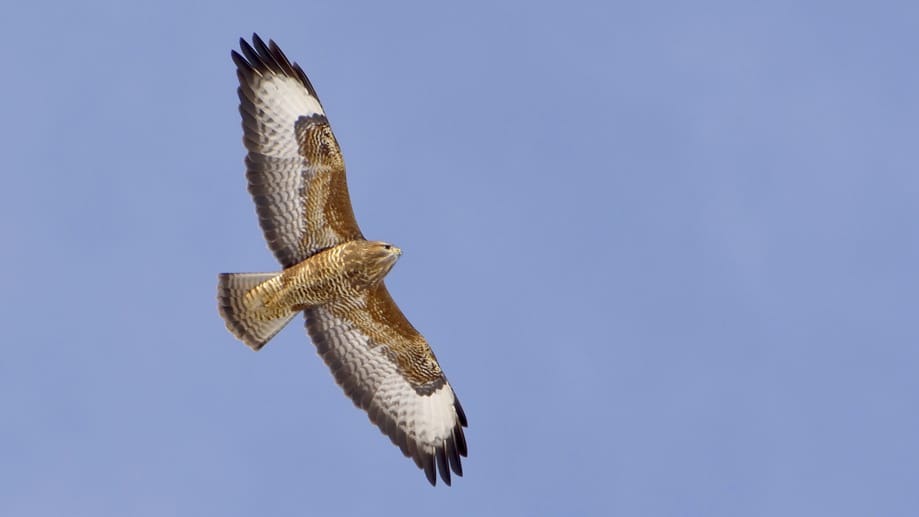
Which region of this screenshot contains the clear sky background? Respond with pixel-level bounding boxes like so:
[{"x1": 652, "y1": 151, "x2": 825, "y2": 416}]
[{"x1": 2, "y1": 1, "x2": 917, "y2": 515}]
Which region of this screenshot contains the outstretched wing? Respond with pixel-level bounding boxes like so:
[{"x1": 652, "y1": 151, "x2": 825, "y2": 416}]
[
  {"x1": 232, "y1": 34, "x2": 363, "y2": 268},
  {"x1": 305, "y1": 283, "x2": 468, "y2": 486}
]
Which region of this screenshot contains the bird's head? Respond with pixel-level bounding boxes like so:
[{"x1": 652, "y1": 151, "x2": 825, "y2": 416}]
[
  {"x1": 370, "y1": 240, "x2": 402, "y2": 263},
  {"x1": 345, "y1": 240, "x2": 402, "y2": 287}
]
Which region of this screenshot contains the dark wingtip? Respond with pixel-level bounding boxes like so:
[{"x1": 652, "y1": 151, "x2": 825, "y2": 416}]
[
  {"x1": 454, "y1": 397, "x2": 468, "y2": 427},
  {"x1": 436, "y1": 445, "x2": 451, "y2": 486},
  {"x1": 252, "y1": 33, "x2": 267, "y2": 51},
  {"x1": 447, "y1": 435, "x2": 464, "y2": 476},
  {"x1": 423, "y1": 453, "x2": 436, "y2": 486},
  {"x1": 233, "y1": 34, "x2": 319, "y2": 98}
]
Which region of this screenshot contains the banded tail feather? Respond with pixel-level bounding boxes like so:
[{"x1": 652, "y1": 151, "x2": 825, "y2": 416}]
[{"x1": 217, "y1": 272, "x2": 297, "y2": 350}]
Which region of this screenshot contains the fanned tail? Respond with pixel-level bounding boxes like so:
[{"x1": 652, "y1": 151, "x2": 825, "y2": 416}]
[{"x1": 217, "y1": 272, "x2": 297, "y2": 350}]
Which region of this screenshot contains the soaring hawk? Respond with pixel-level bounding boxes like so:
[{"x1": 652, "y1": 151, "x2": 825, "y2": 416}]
[{"x1": 217, "y1": 34, "x2": 467, "y2": 486}]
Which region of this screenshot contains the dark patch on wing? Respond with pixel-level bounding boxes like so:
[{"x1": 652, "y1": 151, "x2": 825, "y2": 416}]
[{"x1": 293, "y1": 115, "x2": 364, "y2": 249}]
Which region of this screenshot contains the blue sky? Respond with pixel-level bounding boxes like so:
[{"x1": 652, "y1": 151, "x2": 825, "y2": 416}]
[{"x1": 2, "y1": 1, "x2": 918, "y2": 515}]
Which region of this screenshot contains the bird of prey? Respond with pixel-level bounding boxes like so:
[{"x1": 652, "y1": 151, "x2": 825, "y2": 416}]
[{"x1": 217, "y1": 34, "x2": 467, "y2": 486}]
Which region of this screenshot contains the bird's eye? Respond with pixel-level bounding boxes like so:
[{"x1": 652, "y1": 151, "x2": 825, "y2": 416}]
[{"x1": 383, "y1": 244, "x2": 392, "y2": 250}]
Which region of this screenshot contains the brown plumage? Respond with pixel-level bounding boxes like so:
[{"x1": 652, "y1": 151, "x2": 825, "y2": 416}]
[{"x1": 217, "y1": 34, "x2": 467, "y2": 486}]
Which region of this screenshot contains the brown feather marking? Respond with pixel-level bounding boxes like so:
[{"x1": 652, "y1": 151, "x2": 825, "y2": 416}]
[
  {"x1": 325, "y1": 160, "x2": 362, "y2": 242},
  {"x1": 295, "y1": 116, "x2": 363, "y2": 250},
  {"x1": 329, "y1": 283, "x2": 445, "y2": 390}
]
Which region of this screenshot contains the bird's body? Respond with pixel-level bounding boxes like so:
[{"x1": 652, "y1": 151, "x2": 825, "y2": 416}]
[
  {"x1": 220, "y1": 240, "x2": 401, "y2": 348},
  {"x1": 217, "y1": 35, "x2": 466, "y2": 486}
]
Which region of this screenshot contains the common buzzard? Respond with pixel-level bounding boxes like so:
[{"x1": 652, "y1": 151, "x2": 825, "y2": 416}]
[{"x1": 217, "y1": 34, "x2": 467, "y2": 486}]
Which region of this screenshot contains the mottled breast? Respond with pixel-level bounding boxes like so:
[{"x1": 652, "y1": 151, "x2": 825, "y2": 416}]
[{"x1": 276, "y1": 240, "x2": 402, "y2": 310}]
